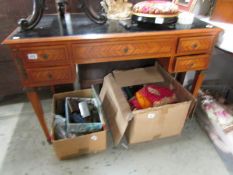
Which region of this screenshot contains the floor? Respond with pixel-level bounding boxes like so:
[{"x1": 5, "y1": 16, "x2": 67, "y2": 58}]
[{"x1": 0, "y1": 93, "x2": 231, "y2": 175}]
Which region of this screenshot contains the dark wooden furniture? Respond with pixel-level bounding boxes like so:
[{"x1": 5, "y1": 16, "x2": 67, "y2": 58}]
[
  {"x1": 211, "y1": 0, "x2": 233, "y2": 23},
  {"x1": 2, "y1": 13, "x2": 222, "y2": 141},
  {"x1": 18, "y1": 0, "x2": 106, "y2": 31}
]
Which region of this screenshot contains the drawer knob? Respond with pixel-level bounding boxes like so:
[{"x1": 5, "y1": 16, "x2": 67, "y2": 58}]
[
  {"x1": 124, "y1": 47, "x2": 129, "y2": 53},
  {"x1": 188, "y1": 63, "x2": 195, "y2": 68},
  {"x1": 192, "y1": 43, "x2": 198, "y2": 49},
  {"x1": 42, "y1": 54, "x2": 49, "y2": 59},
  {"x1": 47, "y1": 73, "x2": 53, "y2": 80}
]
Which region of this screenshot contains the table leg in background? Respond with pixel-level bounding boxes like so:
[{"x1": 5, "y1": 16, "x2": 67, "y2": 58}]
[{"x1": 192, "y1": 71, "x2": 205, "y2": 97}]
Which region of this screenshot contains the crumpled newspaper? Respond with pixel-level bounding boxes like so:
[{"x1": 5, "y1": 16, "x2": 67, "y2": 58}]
[{"x1": 200, "y1": 92, "x2": 233, "y2": 128}]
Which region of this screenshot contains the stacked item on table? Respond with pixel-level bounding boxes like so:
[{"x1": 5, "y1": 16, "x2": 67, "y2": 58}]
[
  {"x1": 131, "y1": 0, "x2": 179, "y2": 25},
  {"x1": 132, "y1": 1, "x2": 179, "y2": 15}
]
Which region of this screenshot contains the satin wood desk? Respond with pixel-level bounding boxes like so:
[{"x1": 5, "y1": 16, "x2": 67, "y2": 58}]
[{"x1": 2, "y1": 13, "x2": 222, "y2": 141}]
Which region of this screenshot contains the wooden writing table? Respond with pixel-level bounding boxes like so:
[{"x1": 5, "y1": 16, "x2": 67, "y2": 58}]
[{"x1": 2, "y1": 13, "x2": 222, "y2": 141}]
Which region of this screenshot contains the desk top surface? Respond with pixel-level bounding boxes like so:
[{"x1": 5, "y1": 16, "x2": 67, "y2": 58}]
[{"x1": 5, "y1": 13, "x2": 220, "y2": 44}]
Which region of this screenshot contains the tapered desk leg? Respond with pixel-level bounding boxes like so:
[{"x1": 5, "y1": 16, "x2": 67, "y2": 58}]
[
  {"x1": 26, "y1": 88, "x2": 51, "y2": 143},
  {"x1": 192, "y1": 71, "x2": 205, "y2": 97}
]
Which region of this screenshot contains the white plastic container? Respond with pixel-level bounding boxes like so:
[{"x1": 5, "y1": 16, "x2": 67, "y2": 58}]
[{"x1": 178, "y1": 12, "x2": 194, "y2": 25}]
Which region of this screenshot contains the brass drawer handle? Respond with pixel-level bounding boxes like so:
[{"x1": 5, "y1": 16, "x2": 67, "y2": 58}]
[
  {"x1": 124, "y1": 47, "x2": 129, "y2": 53},
  {"x1": 47, "y1": 73, "x2": 53, "y2": 80},
  {"x1": 42, "y1": 54, "x2": 49, "y2": 59},
  {"x1": 188, "y1": 63, "x2": 195, "y2": 68},
  {"x1": 192, "y1": 43, "x2": 198, "y2": 49}
]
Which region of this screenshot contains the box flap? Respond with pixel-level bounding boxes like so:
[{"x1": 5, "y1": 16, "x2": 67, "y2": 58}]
[
  {"x1": 156, "y1": 64, "x2": 196, "y2": 118},
  {"x1": 91, "y1": 85, "x2": 106, "y2": 126},
  {"x1": 100, "y1": 74, "x2": 133, "y2": 145},
  {"x1": 113, "y1": 66, "x2": 164, "y2": 87}
]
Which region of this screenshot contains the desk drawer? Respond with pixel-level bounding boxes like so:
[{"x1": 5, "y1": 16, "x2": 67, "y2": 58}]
[
  {"x1": 72, "y1": 39, "x2": 175, "y2": 63},
  {"x1": 26, "y1": 66, "x2": 74, "y2": 85},
  {"x1": 177, "y1": 36, "x2": 215, "y2": 54},
  {"x1": 20, "y1": 45, "x2": 69, "y2": 66},
  {"x1": 174, "y1": 55, "x2": 209, "y2": 72}
]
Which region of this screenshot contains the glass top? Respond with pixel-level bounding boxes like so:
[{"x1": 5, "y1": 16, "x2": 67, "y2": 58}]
[{"x1": 11, "y1": 13, "x2": 215, "y2": 40}]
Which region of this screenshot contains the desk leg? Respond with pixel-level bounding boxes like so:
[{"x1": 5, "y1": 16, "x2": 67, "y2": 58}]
[
  {"x1": 26, "y1": 88, "x2": 51, "y2": 142},
  {"x1": 192, "y1": 71, "x2": 205, "y2": 97}
]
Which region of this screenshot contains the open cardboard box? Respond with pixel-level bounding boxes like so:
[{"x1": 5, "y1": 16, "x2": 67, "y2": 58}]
[
  {"x1": 100, "y1": 64, "x2": 195, "y2": 145},
  {"x1": 51, "y1": 88, "x2": 107, "y2": 160}
]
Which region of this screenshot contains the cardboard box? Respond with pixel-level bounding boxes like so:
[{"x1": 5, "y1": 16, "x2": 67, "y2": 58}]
[
  {"x1": 52, "y1": 88, "x2": 107, "y2": 160},
  {"x1": 100, "y1": 64, "x2": 195, "y2": 145}
]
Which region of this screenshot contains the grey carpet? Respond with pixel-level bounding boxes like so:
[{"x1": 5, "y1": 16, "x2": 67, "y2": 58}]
[{"x1": 0, "y1": 99, "x2": 230, "y2": 175}]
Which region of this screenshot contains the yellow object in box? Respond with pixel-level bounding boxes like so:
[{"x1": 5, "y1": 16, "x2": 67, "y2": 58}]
[{"x1": 135, "y1": 91, "x2": 152, "y2": 109}]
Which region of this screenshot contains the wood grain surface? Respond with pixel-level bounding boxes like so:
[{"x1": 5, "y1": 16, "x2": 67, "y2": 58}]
[{"x1": 211, "y1": 0, "x2": 233, "y2": 23}]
